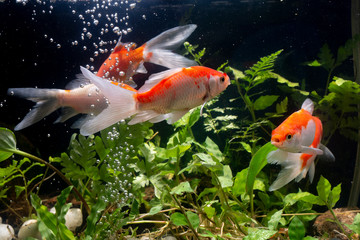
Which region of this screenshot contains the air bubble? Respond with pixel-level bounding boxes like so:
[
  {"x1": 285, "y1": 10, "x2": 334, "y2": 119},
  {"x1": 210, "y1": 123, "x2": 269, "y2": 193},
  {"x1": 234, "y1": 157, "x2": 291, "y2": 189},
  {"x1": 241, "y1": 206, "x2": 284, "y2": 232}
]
[{"x1": 113, "y1": 26, "x2": 120, "y2": 33}]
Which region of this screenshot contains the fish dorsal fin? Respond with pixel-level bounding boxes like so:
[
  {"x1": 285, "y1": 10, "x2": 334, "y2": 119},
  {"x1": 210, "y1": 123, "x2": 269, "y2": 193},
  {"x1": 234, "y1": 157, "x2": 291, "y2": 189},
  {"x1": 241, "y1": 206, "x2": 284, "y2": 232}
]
[
  {"x1": 65, "y1": 74, "x2": 91, "y2": 90},
  {"x1": 301, "y1": 98, "x2": 314, "y2": 115},
  {"x1": 113, "y1": 35, "x2": 124, "y2": 53},
  {"x1": 138, "y1": 67, "x2": 183, "y2": 93}
]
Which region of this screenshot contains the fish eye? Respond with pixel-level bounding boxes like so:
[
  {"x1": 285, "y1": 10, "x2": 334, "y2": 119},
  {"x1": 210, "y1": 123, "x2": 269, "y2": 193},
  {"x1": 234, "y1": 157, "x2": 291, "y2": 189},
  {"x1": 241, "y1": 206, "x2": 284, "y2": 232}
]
[
  {"x1": 220, "y1": 76, "x2": 225, "y2": 83},
  {"x1": 286, "y1": 134, "x2": 292, "y2": 140}
]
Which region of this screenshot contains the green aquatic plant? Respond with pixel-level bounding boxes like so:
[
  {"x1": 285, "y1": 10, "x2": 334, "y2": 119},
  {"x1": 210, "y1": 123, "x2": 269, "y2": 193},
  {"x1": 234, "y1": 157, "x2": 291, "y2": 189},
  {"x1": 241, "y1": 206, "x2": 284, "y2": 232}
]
[
  {"x1": 0, "y1": 127, "x2": 90, "y2": 214},
  {"x1": 3, "y1": 49, "x2": 360, "y2": 239},
  {"x1": 183, "y1": 41, "x2": 206, "y2": 65},
  {"x1": 307, "y1": 37, "x2": 358, "y2": 96},
  {"x1": 308, "y1": 37, "x2": 360, "y2": 208},
  {"x1": 31, "y1": 186, "x2": 75, "y2": 240}
]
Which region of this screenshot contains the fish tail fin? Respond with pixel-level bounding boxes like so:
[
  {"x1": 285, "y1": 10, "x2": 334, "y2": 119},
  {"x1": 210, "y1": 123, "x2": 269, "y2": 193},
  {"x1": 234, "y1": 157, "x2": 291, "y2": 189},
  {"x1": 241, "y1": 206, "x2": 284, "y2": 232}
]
[
  {"x1": 267, "y1": 149, "x2": 310, "y2": 191},
  {"x1": 143, "y1": 24, "x2": 198, "y2": 68},
  {"x1": 79, "y1": 66, "x2": 138, "y2": 136},
  {"x1": 8, "y1": 88, "x2": 61, "y2": 130},
  {"x1": 301, "y1": 98, "x2": 314, "y2": 115}
]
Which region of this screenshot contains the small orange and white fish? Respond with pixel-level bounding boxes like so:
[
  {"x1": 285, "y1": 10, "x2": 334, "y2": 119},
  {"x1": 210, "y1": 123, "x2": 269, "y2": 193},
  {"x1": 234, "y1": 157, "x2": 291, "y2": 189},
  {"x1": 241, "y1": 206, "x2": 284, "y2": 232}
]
[
  {"x1": 7, "y1": 74, "x2": 138, "y2": 131},
  {"x1": 78, "y1": 65, "x2": 230, "y2": 135},
  {"x1": 96, "y1": 24, "x2": 198, "y2": 84},
  {"x1": 267, "y1": 98, "x2": 335, "y2": 191}
]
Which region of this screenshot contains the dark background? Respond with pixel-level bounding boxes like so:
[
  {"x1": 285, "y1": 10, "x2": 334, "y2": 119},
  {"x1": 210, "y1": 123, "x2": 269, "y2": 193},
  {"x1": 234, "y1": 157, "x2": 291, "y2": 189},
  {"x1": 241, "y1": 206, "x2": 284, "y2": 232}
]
[{"x1": 0, "y1": 0, "x2": 355, "y2": 205}]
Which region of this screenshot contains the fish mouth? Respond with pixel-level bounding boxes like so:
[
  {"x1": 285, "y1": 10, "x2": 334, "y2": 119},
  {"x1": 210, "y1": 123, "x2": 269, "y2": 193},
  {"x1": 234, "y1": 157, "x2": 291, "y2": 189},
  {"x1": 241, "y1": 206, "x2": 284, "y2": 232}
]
[{"x1": 271, "y1": 141, "x2": 282, "y2": 148}]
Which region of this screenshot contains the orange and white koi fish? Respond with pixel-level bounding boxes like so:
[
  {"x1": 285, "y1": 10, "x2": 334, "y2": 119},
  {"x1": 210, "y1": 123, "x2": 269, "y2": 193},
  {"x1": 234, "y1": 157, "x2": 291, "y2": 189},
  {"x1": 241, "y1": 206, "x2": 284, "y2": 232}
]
[
  {"x1": 96, "y1": 24, "x2": 198, "y2": 84},
  {"x1": 8, "y1": 25, "x2": 197, "y2": 130},
  {"x1": 7, "y1": 76, "x2": 136, "y2": 131},
  {"x1": 78, "y1": 65, "x2": 230, "y2": 136},
  {"x1": 267, "y1": 98, "x2": 335, "y2": 191}
]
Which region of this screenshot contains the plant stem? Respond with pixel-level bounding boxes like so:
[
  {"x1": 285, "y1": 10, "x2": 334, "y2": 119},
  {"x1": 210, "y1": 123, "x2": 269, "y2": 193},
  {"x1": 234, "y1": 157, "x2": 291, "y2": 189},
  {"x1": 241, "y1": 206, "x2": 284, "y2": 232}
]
[
  {"x1": 11, "y1": 149, "x2": 90, "y2": 214},
  {"x1": 167, "y1": 186, "x2": 200, "y2": 240},
  {"x1": 329, "y1": 207, "x2": 352, "y2": 239},
  {"x1": 324, "y1": 66, "x2": 335, "y2": 96}
]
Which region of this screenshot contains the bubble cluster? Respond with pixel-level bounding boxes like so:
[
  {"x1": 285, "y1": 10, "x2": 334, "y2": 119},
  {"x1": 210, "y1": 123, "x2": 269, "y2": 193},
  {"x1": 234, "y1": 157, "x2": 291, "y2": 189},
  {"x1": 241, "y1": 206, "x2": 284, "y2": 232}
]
[
  {"x1": 17, "y1": 0, "x2": 143, "y2": 71},
  {"x1": 91, "y1": 122, "x2": 137, "y2": 211}
]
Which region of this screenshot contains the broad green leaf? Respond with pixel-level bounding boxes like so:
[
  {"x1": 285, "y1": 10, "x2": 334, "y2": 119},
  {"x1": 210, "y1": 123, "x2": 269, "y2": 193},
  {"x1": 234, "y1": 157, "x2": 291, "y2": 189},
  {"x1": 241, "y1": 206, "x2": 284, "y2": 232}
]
[
  {"x1": 218, "y1": 165, "x2": 233, "y2": 188},
  {"x1": 253, "y1": 178, "x2": 266, "y2": 192},
  {"x1": 225, "y1": 66, "x2": 245, "y2": 80},
  {"x1": 0, "y1": 152, "x2": 13, "y2": 162},
  {"x1": 317, "y1": 175, "x2": 331, "y2": 204},
  {"x1": 94, "y1": 136, "x2": 107, "y2": 160},
  {"x1": 84, "y1": 199, "x2": 106, "y2": 236},
  {"x1": 253, "y1": 95, "x2": 279, "y2": 111},
  {"x1": 233, "y1": 169, "x2": 248, "y2": 196},
  {"x1": 329, "y1": 183, "x2": 341, "y2": 208},
  {"x1": 276, "y1": 97, "x2": 288, "y2": 114},
  {"x1": 336, "y1": 38, "x2": 354, "y2": 66},
  {"x1": 130, "y1": 199, "x2": 139, "y2": 219},
  {"x1": 288, "y1": 216, "x2": 305, "y2": 240},
  {"x1": 148, "y1": 205, "x2": 162, "y2": 216},
  {"x1": 0, "y1": 128, "x2": 16, "y2": 162},
  {"x1": 284, "y1": 191, "x2": 312, "y2": 207},
  {"x1": 307, "y1": 59, "x2": 322, "y2": 67},
  {"x1": 139, "y1": 143, "x2": 156, "y2": 162},
  {"x1": 197, "y1": 188, "x2": 217, "y2": 200},
  {"x1": 203, "y1": 206, "x2": 216, "y2": 218},
  {"x1": 202, "y1": 137, "x2": 223, "y2": 161},
  {"x1": 271, "y1": 73, "x2": 299, "y2": 88},
  {"x1": 244, "y1": 228, "x2": 277, "y2": 240},
  {"x1": 303, "y1": 237, "x2": 319, "y2": 240},
  {"x1": 240, "y1": 142, "x2": 252, "y2": 153},
  {"x1": 345, "y1": 213, "x2": 360, "y2": 234},
  {"x1": 170, "y1": 181, "x2": 194, "y2": 195},
  {"x1": 174, "y1": 107, "x2": 200, "y2": 128},
  {"x1": 317, "y1": 44, "x2": 335, "y2": 71},
  {"x1": 194, "y1": 153, "x2": 219, "y2": 168},
  {"x1": 31, "y1": 193, "x2": 58, "y2": 239},
  {"x1": 246, "y1": 142, "x2": 277, "y2": 194},
  {"x1": 268, "y1": 209, "x2": 283, "y2": 230},
  {"x1": 15, "y1": 185, "x2": 25, "y2": 199},
  {"x1": 55, "y1": 186, "x2": 73, "y2": 223},
  {"x1": 186, "y1": 211, "x2": 200, "y2": 229},
  {"x1": 170, "y1": 212, "x2": 188, "y2": 226},
  {"x1": 301, "y1": 193, "x2": 325, "y2": 206}
]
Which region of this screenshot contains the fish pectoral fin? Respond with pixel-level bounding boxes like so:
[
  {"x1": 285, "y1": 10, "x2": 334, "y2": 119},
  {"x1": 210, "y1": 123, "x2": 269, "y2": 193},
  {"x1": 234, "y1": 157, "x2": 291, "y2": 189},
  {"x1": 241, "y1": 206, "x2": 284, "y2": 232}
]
[
  {"x1": 136, "y1": 63, "x2": 147, "y2": 74},
  {"x1": 166, "y1": 110, "x2": 189, "y2": 124},
  {"x1": 318, "y1": 144, "x2": 335, "y2": 162},
  {"x1": 128, "y1": 110, "x2": 161, "y2": 125},
  {"x1": 269, "y1": 163, "x2": 302, "y2": 191},
  {"x1": 54, "y1": 107, "x2": 78, "y2": 123},
  {"x1": 267, "y1": 149, "x2": 313, "y2": 191},
  {"x1": 300, "y1": 146, "x2": 323, "y2": 155}
]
